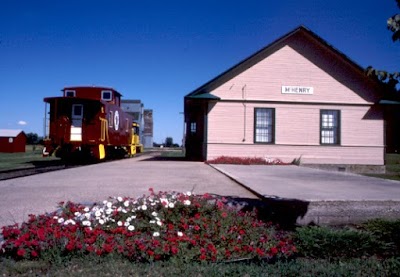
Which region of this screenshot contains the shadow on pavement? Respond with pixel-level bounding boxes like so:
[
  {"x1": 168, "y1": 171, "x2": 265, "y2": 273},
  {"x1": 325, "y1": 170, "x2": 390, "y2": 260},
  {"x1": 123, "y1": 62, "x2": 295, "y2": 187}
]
[
  {"x1": 139, "y1": 155, "x2": 188, "y2": 162},
  {"x1": 226, "y1": 196, "x2": 310, "y2": 230}
]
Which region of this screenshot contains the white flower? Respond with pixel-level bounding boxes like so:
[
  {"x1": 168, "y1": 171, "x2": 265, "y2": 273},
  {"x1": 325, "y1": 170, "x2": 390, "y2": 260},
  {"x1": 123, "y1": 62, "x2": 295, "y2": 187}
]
[
  {"x1": 106, "y1": 209, "x2": 112, "y2": 215},
  {"x1": 160, "y1": 198, "x2": 168, "y2": 207},
  {"x1": 149, "y1": 220, "x2": 156, "y2": 224},
  {"x1": 57, "y1": 218, "x2": 64, "y2": 224},
  {"x1": 186, "y1": 191, "x2": 192, "y2": 196},
  {"x1": 95, "y1": 210, "x2": 102, "y2": 217},
  {"x1": 168, "y1": 202, "x2": 175, "y2": 208},
  {"x1": 117, "y1": 196, "x2": 123, "y2": 202},
  {"x1": 85, "y1": 213, "x2": 91, "y2": 219},
  {"x1": 123, "y1": 200, "x2": 130, "y2": 207},
  {"x1": 124, "y1": 221, "x2": 130, "y2": 227},
  {"x1": 82, "y1": 220, "x2": 91, "y2": 227},
  {"x1": 74, "y1": 212, "x2": 81, "y2": 217},
  {"x1": 117, "y1": 207, "x2": 122, "y2": 212},
  {"x1": 157, "y1": 221, "x2": 162, "y2": 226},
  {"x1": 98, "y1": 219, "x2": 105, "y2": 225},
  {"x1": 117, "y1": 221, "x2": 123, "y2": 226},
  {"x1": 106, "y1": 202, "x2": 112, "y2": 208},
  {"x1": 153, "y1": 232, "x2": 160, "y2": 237},
  {"x1": 83, "y1": 207, "x2": 90, "y2": 212},
  {"x1": 64, "y1": 219, "x2": 76, "y2": 225},
  {"x1": 184, "y1": 200, "x2": 191, "y2": 206},
  {"x1": 141, "y1": 204, "x2": 147, "y2": 211},
  {"x1": 177, "y1": 231, "x2": 183, "y2": 237},
  {"x1": 122, "y1": 209, "x2": 127, "y2": 214},
  {"x1": 151, "y1": 212, "x2": 158, "y2": 217},
  {"x1": 53, "y1": 216, "x2": 58, "y2": 220},
  {"x1": 128, "y1": 225, "x2": 135, "y2": 231}
]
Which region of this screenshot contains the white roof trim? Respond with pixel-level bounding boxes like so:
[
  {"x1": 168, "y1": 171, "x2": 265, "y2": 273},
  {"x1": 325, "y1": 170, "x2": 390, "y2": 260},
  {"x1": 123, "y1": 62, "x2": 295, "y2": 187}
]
[{"x1": 0, "y1": 129, "x2": 24, "y2": 138}]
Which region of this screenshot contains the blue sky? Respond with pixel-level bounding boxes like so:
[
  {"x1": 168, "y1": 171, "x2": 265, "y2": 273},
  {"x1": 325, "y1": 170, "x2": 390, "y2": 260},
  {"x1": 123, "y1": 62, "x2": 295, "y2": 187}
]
[{"x1": 0, "y1": 0, "x2": 398, "y2": 144}]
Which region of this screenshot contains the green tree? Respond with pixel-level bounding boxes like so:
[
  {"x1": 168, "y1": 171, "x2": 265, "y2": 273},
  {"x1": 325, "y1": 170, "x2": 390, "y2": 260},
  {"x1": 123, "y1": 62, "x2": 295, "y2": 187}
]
[
  {"x1": 26, "y1": 132, "x2": 39, "y2": 144},
  {"x1": 366, "y1": 0, "x2": 399, "y2": 92},
  {"x1": 165, "y1": 137, "x2": 173, "y2": 147},
  {"x1": 388, "y1": 0, "x2": 400, "y2": 42}
]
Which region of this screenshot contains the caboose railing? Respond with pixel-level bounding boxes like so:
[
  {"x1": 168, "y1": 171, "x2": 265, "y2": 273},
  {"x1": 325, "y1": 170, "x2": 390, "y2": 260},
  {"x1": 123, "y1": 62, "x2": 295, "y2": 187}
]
[{"x1": 100, "y1": 117, "x2": 109, "y2": 143}]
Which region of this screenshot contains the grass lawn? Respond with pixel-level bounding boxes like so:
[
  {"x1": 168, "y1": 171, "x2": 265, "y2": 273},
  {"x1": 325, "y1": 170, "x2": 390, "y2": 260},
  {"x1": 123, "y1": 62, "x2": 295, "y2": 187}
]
[
  {"x1": 366, "y1": 153, "x2": 400, "y2": 181},
  {"x1": 0, "y1": 145, "x2": 60, "y2": 171}
]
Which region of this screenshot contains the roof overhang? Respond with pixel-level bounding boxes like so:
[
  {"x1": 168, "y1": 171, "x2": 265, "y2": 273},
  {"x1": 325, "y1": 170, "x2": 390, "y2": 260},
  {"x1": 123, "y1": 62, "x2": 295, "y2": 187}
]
[
  {"x1": 185, "y1": 93, "x2": 220, "y2": 100},
  {"x1": 379, "y1": 99, "x2": 400, "y2": 105}
]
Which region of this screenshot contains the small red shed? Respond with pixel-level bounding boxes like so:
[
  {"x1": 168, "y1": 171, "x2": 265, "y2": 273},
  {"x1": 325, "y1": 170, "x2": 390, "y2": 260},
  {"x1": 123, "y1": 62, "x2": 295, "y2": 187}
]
[{"x1": 0, "y1": 129, "x2": 27, "y2": 153}]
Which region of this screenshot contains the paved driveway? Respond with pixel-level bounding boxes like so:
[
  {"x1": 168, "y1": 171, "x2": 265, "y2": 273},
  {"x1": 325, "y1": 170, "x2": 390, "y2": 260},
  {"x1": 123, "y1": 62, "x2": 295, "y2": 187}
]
[
  {"x1": 211, "y1": 165, "x2": 400, "y2": 201},
  {"x1": 0, "y1": 154, "x2": 256, "y2": 228}
]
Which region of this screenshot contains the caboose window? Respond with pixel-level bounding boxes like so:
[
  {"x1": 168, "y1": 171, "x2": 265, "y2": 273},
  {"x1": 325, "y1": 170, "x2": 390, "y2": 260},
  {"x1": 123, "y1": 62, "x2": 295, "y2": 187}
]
[
  {"x1": 66, "y1": 90, "x2": 76, "y2": 97},
  {"x1": 72, "y1": 104, "x2": 83, "y2": 119},
  {"x1": 108, "y1": 111, "x2": 113, "y2": 127},
  {"x1": 65, "y1": 90, "x2": 76, "y2": 97},
  {"x1": 102, "y1": 90, "x2": 113, "y2": 101}
]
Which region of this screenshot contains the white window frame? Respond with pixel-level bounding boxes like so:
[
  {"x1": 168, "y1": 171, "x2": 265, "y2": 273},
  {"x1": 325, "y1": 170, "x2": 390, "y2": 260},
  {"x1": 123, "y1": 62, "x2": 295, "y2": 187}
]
[
  {"x1": 71, "y1": 104, "x2": 83, "y2": 119},
  {"x1": 254, "y1": 108, "x2": 275, "y2": 144},
  {"x1": 102, "y1": 90, "x2": 113, "y2": 101}
]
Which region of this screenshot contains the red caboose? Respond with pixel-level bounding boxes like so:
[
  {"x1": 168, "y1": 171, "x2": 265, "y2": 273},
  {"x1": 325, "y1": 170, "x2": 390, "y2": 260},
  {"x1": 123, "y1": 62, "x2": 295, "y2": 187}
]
[{"x1": 43, "y1": 86, "x2": 141, "y2": 160}]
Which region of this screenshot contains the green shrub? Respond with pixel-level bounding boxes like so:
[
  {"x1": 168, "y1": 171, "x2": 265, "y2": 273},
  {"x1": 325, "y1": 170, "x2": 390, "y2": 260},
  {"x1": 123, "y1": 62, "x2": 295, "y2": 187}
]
[
  {"x1": 294, "y1": 226, "x2": 386, "y2": 260},
  {"x1": 360, "y1": 219, "x2": 400, "y2": 256}
]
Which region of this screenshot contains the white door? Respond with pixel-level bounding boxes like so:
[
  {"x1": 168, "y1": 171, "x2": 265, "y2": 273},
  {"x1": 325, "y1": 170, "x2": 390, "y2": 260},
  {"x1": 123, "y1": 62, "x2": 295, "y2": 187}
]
[{"x1": 71, "y1": 104, "x2": 83, "y2": 141}]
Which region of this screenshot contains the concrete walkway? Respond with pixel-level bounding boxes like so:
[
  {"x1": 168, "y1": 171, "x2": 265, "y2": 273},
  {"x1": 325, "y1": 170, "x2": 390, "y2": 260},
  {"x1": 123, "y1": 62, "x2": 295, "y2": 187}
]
[
  {"x1": 211, "y1": 164, "x2": 400, "y2": 201},
  {"x1": 0, "y1": 153, "x2": 256, "y2": 228},
  {"x1": 211, "y1": 164, "x2": 400, "y2": 225}
]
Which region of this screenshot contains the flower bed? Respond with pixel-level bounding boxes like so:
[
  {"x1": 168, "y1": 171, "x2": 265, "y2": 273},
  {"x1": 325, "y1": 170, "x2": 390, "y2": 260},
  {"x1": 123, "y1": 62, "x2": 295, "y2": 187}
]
[
  {"x1": 206, "y1": 156, "x2": 288, "y2": 165},
  {"x1": 0, "y1": 189, "x2": 295, "y2": 263}
]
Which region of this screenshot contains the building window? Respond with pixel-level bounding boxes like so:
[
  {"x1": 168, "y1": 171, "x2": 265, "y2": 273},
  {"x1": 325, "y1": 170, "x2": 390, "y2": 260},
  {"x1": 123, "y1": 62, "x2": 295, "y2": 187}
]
[
  {"x1": 320, "y1": 110, "x2": 340, "y2": 145},
  {"x1": 102, "y1": 90, "x2": 113, "y2": 101},
  {"x1": 254, "y1": 108, "x2": 275, "y2": 143},
  {"x1": 190, "y1": 122, "x2": 197, "y2": 134}
]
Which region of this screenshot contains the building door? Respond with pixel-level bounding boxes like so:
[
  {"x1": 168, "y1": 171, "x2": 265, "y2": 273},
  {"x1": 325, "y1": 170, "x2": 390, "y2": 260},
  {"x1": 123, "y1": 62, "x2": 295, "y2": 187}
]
[{"x1": 185, "y1": 102, "x2": 206, "y2": 161}]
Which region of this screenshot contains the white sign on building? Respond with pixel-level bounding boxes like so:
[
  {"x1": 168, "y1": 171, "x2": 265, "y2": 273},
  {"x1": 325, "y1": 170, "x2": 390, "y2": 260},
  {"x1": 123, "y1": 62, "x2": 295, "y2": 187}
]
[{"x1": 282, "y1": 86, "x2": 314, "y2": 95}]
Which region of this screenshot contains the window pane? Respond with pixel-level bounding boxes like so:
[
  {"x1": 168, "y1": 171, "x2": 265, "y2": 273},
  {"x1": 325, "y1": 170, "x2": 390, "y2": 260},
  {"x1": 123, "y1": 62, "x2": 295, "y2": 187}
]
[
  {"x1": 254, "y1": 108, "x2": 274, "y2": 143},
  {"x1": 320, "y1": 110, "x2": 339, "y2": 145}
]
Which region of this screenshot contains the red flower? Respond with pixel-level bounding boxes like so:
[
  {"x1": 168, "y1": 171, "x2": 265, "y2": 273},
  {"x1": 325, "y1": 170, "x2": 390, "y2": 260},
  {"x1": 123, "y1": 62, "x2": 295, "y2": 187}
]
[
  {"x1": 17, "y1": 248, "x2": 26, "y2": 257},
  {"x1": 103, "y1": 243, "x2": 114, "y2": 253},
  {"x1": 31, "y1": 250, "x2": 38, "y2": 258},
  {"x1": 171, "y1": 246, "x2": 179, "y2": 255},
  {"x1": 270, "y1": 247, "x2": 278, "y2": 255},
  {"x1": 147, "y1": 250, "x2": 154, "y2": 256}
]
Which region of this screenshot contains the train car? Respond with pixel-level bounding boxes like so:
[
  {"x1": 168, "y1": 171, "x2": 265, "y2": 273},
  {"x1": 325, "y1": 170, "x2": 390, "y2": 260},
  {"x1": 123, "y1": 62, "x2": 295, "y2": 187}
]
[{"x1": 43, "y1": 86, "x2": 143, "y2": 161}]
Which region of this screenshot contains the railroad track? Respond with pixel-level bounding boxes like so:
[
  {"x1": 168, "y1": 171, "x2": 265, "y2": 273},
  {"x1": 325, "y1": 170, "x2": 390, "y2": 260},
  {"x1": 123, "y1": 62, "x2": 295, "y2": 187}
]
[
  {"x1": 0, "y1": 152, "x2": 155, "y2": 181},
  {"x1": 0, "y1": 163, "x2": 69, "y2": 181}
]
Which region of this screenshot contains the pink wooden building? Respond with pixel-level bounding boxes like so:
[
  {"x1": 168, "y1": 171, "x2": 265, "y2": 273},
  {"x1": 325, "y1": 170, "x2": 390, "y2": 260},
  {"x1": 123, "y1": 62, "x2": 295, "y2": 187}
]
[{"x1": 184, "y1": 26, "x2": 385, "y2": 173}]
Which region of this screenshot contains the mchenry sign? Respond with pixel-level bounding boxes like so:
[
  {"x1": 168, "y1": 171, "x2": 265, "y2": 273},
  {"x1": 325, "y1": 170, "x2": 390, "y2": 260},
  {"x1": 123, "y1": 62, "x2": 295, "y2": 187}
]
[{"x1": 281, "y1": 86, "x2": 314, "y2": 95}]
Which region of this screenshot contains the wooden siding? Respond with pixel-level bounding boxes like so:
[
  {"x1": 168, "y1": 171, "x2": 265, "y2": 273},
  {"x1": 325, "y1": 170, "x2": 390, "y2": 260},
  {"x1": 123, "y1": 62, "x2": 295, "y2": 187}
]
[
  {"x1": 209, "y1": 35, "x2": 379, "y2": 105},
  {"x1": 207, "y1": 102, "x2": 384, "y2": 165},
  {"x1": 206, "y1": 144, "x2": 384, "y2": 165}
]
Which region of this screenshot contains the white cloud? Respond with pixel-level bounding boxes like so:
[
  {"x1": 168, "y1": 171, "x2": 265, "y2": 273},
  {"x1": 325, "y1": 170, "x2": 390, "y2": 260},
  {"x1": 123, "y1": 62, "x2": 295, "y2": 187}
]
[{"x1": 18, "y1": 120, "x2": 27, "y2": 126}]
